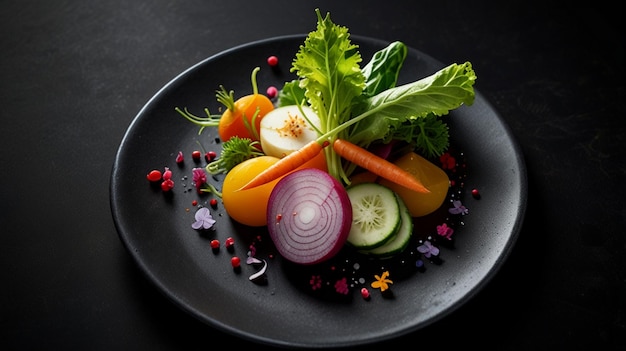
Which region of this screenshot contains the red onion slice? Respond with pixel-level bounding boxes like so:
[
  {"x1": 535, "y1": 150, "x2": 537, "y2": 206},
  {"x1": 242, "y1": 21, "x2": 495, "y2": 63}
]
[{"x1": 267, "y1": 168, "x2": 352, "y2": 265}]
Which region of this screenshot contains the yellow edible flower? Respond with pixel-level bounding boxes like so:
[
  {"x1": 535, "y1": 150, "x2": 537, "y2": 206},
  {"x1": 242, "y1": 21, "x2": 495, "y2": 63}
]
[{"x1": 371, "y1": 271, "x2": 393, "y2": 292}]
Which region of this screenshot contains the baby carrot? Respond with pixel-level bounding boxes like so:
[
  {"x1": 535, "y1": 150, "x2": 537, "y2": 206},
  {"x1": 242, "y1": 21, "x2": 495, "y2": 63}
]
[
  {"x1": 238, "y1": 140, "x2": 328, "y2": 191},
  {"x1": 333, "y1": 139, "x2": 430, "y2": 193}
]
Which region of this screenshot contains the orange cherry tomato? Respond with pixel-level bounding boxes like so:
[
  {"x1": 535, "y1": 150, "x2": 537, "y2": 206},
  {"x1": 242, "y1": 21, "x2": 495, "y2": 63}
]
[
  {"x1": 216, "y1": 67, "x2": 274, "y2": 145},
  {"x1": 218, "y1": 93, "x2": 274, "y2": 143},
  {"x1": 379, "y1": 152, "x2": 450, "y2": 217}
]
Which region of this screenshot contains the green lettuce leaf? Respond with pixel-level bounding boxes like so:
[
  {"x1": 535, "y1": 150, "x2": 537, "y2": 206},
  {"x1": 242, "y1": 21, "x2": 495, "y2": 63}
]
[
  {"x1": 347, "y1": 61, "x2": 477, "y2": 152},
  {"x1": 361, "y1": 41, "x2": 408, "y2": 97},
  {"x1": 290, "y1": 9, "x2": 366, "y2": 181},
  {"x1": 291, "y1": 9, "x2": 365, "y2": 134}
]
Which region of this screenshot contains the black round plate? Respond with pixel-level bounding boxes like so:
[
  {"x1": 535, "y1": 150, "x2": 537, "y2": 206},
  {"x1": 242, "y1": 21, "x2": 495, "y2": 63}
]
[{"x1": 110, "y1": 35, "x2": 527, "y2": 348}]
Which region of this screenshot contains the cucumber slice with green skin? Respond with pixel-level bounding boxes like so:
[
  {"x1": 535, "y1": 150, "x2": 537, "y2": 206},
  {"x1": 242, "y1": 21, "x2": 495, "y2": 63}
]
[
  {"x1": 346, "y1": 183, "x2": 401, "y2": 250},
  {"x1": 361, "y1": 193, "x2": 413, "y2": 258}
]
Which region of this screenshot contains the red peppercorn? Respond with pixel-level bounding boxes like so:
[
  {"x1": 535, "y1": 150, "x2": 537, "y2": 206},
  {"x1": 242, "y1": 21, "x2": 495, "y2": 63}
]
[
  {"x1": 205, "y1": 151, "x2": 217, "y2": 162},
  {"x1": 191, "y1": 200, "x2": 198, "y2": 206},
  {"x1": 225, "y1": 237, "x2": 235, "y2": 248},
  {"x1": 147, "y1": 170, "x2": 162, "y2": 182},
  {"x1": 267, "y1": 55, "x2": 278, "y2": 66},
  {"x1": 231, "y1": 256, "x2": 241, "y2": 268},
  {"x1": 471, "y1": 188, "x2": 481, "y2": 199},
  {"x1": 192, "y1": 150, "x2": 201, "y2": 161},
  {"x1": 360, "y1": 287, "x2": 370, "y2": 300},
  {"x1": 210, "y1": 239, "x2": 220, "y2": 249},
  {"x1": 162, "y1": 167, "x2": 172, "y2": 180},
  {"x1": 210, "y1": 198, "x2": 218, "y2": 208},
  {"x1": 160, "y1": 179, "x2": 174, "y2": 192}
]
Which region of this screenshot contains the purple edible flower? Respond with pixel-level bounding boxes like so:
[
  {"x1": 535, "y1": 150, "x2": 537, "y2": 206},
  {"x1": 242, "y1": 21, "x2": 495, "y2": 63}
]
[
  {"x1": 417, "y1": 240, "x2": 440, "y2": 258},
  {"x1": 191, "y1": 207, "x2": 216, "y2": 230},
  {"x1": 449, "y1": 200, "x2": 469, "y2": 215}
]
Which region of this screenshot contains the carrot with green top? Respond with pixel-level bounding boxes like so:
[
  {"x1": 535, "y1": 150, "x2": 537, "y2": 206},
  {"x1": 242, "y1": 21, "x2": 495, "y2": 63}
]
[
  {"x1": 333, "y1": 139, "x2": 429, "y2": 193},
  {"x1": 237, "y1": 140, "x2": 328, "y2": 191}
]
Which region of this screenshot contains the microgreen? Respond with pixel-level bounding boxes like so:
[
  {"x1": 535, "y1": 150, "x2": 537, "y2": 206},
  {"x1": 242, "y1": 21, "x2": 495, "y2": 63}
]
[{"x1": 205, "y1": 136, "x2": 263, "y2": 175}]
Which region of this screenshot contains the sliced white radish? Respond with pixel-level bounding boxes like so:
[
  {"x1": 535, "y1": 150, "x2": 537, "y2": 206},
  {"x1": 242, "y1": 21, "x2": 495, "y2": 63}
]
[
  {"x1": 259, "y1": 105, "x2": 320, "y2": 159},
  {"x1": 266, "y1": 168, "x2": 352, "y2": 265}
]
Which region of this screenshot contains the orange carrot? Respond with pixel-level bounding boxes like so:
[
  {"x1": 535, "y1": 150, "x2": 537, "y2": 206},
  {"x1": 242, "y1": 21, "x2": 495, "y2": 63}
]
[
  {"x1": 333, "y1": 139, "x2": 430, "y2": 193},
  {"x1": 238, "y1": 140, "x2": 328, "y2": 191}
]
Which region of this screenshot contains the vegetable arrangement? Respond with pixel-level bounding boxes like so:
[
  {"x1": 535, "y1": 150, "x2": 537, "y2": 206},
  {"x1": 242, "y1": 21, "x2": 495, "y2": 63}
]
[{"x1": 177, "y1": 9, "x2": 477, "y2": 266}]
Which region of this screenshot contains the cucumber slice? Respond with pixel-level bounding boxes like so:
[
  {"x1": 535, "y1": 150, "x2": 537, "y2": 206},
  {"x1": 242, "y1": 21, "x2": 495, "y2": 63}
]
[
  {"x1": 362, "y1": 193, "x2": 413, "y2": 258},
  {"x1": 346, "y1": 183, "x2": 401, "y2": 250}
]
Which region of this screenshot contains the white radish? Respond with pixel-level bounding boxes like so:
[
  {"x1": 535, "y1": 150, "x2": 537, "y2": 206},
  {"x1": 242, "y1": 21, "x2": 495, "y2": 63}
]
[{"x1": 259, "y1": 105, "x2": 321, "y2": 159}]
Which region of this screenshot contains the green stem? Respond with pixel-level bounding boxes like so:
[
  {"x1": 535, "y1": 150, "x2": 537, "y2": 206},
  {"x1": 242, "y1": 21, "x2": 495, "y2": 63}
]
[
  {"x1": 251, "y1": 66, "x2": 260, "y2": 95},
  {"x1": 315, "y1": 106, "x2": 379, "y2": 144}
]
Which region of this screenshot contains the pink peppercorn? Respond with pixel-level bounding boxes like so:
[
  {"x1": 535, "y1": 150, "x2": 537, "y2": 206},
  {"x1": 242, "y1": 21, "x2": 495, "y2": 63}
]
[
  {"x1": 360, "y1": 288, "x2": 370, "y2": 300},
  {"x1": 210, "y1": 239, "x2": 220, "y2": 249},
  {"x1": 266, "y1": 86, "x2": 278, "y2": 99},
  {"x1": 175, "y1": 151, "x2": 184, "y2": 164},
  {"x1": 160, "y1": 179, "x2": 174, "y2": 192},
  {"x1": 162, "y1": 167, "x2": 172, "y2": 180},
  {"x1": 471, "y1": 188, "x2": 481, "y2": 199},
  {"x1": 267, "y1": 55, "x2": 278, "y2": 66},
  {"x1": 225, "y1": 237, "x2": 235, "y2": 248}
]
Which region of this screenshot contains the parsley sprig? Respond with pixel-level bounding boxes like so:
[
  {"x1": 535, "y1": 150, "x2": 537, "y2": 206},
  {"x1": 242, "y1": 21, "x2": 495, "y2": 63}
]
[{"x1": 206, "y1": 136, "x2": 263, "y2": 175}]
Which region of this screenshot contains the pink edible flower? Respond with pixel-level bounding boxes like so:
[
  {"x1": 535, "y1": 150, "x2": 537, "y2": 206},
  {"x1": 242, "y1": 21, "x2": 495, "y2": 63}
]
[
  {"x1": 192, "y1": 167, "x2": 207, "y2": 191},
  {"x1": 440, "y1": 152, "x2": 456, "y2": 170},
  {"x1": 436, "y1": 223, "x2": 454, "y2": 240},
  {"x1": 310, "y1": 275, "x2": 322, "y2": 291},
  {"x1": 334, "y1": 277, "x2": 349, "y2": 295}
]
